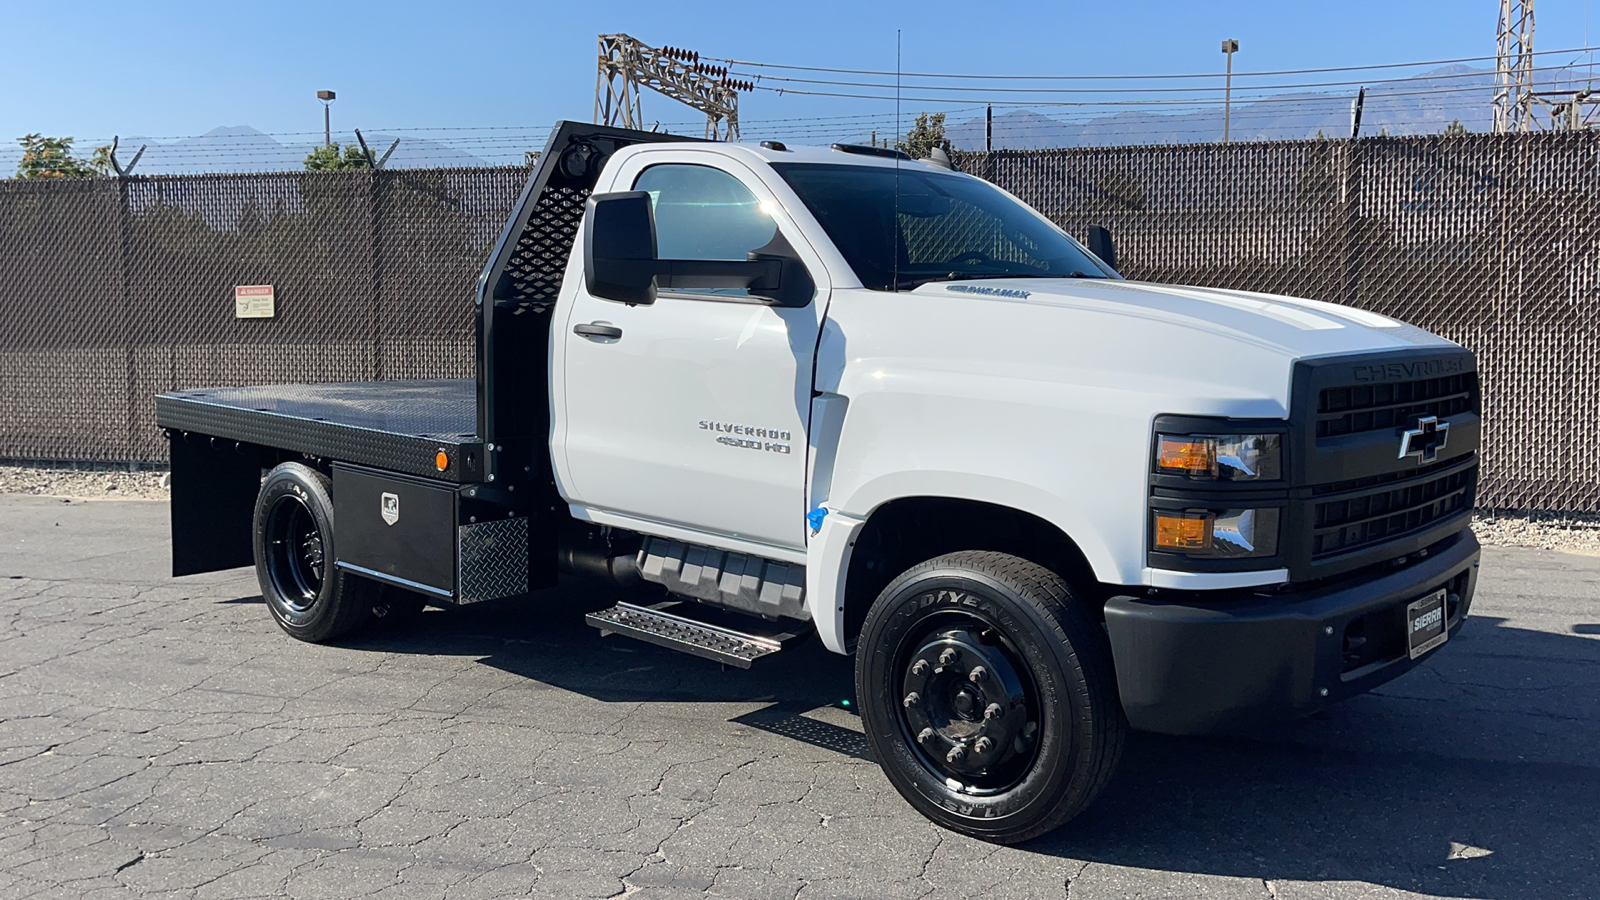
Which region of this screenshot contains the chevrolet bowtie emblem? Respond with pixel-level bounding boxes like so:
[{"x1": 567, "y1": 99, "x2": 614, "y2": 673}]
[{"x1": 1399, "y1": 416, "x2": 1450, "y2": 464}]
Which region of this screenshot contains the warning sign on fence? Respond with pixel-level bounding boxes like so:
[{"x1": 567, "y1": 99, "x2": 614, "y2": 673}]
[{"x1": 234, "y1": 284, "x2": 275, "y2": 319}]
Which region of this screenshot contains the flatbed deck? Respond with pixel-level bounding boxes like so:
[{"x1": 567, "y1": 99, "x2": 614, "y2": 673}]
[{"x1": 155, "y1": 379, "x2": 484, "y2": 483}]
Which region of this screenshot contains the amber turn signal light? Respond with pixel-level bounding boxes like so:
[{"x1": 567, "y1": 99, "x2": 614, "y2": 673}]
[
  {"x1": 1156, "y1": 436, "x2": 1216, "y2": 477},
  {"x1": 434, "y1": 450, "x2": 449, "y2": 471},
  {"x1": 1154, "y1": 511, "x2": 1212, "y2": 550}
]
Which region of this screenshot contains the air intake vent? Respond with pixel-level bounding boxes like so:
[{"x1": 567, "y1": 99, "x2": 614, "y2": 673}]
[{"x1": 1317, "y1": 372, "x2": 1478, "y2": 439}]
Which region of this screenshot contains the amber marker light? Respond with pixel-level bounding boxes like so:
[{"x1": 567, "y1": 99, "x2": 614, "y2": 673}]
[
  {"x1": 1156, "y1": 435, "x2": 1216, "y2": 477},
  {"x1": 434, "y1": 450, "x2": 450, "y2": 471},
  {"x1": 1154, "y1": 511, "x2": 1212, "y2": 551}
]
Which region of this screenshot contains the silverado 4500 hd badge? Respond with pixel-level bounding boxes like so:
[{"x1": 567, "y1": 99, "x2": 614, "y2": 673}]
[{"x1": 699, "y1": 420, "x2": 791, "y2": 454}]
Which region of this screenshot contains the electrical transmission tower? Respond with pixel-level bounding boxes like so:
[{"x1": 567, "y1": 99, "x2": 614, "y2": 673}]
[
  {"x1": 1494, "y1": 0, "x2": 1537, "y2": 133},
  {"x1": 594, "y1": 34, "x2": 754, "y2": 140}
]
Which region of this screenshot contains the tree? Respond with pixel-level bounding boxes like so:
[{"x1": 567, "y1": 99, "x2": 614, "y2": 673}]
[
  {"x1": 1444, "y1": 119, "x2": 1469, "y2": 135},
  {"x1": 14, "y1": 134, "x2": 108, "y2": 179},
  {"x1": 898, "y1": 112, "x2": 949, "y2": 159},
  {"x1": 303, "y1": 143, "x2": 370, "y2": 171}
]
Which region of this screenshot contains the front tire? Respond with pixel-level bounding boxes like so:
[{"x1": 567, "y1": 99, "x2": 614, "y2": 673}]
[
  {"x1": 855, "y1": 551, "x2": 1125, "y2": 843},
  {"x1": 253, "y1": 462, "x2": 383, "y2": 643}
]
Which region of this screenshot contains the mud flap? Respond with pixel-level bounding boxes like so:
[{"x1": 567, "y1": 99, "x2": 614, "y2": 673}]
[{"x1": 169, "y1": 432, "x2": 265, "y2": 576}]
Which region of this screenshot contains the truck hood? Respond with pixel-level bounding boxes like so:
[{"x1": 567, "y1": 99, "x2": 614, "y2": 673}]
[
  {"x1": 917, "y1": 277, "x2": 1450, "y2": 360},
  {"x1": 821, "y1": 277, "x2": 1463, "y2": 420}
]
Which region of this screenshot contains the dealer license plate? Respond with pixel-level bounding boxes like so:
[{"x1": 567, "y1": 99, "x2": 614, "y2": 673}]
[{"x1": 1406, "y1": 588, "x2": 1449, "y2": 659}]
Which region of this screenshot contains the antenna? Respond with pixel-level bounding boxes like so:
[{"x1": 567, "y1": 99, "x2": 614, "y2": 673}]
[{"x1": 892, "y1": 29, "x2": 902, "y2": 293}]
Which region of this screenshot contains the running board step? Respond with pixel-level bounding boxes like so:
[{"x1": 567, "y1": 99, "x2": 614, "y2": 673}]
[{"x1": 586, "y1": 601, "x2": 805, "y2": 668}]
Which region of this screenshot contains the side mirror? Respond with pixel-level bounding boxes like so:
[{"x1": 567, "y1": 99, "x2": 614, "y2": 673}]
[
  {"x1": 584, "y1": 190, "x2": 813, "y2": 308},
  {"x1": 584, "y1": 191, "x2": 658, "y2": 306},
  {"x1": 1086, "y1": 224, "x2": 1117, "y2": 271}
]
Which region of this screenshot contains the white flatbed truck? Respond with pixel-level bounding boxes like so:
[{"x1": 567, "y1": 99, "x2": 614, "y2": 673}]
[{"x1": 158, "y1": 122, "x2": 1481, "y2": 842}]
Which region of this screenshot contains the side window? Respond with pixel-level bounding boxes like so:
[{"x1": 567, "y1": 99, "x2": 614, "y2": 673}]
[{"x1": 633, "y1": 164, "x2": 777, "y2": 296}]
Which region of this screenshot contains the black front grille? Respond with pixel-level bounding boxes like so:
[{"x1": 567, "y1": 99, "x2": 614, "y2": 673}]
[
  {"x1": 1312, "y1": 461, "x2": 1477, "y2": 558},
  {"x1": 1317, "y1": 372, "x2": 1477, "y2": 439}
]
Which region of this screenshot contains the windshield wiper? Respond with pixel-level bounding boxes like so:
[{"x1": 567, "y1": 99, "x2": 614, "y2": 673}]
[
  {"x1": 891, "y1": 272, "x2": 989, "y2": 290},
  {"x1": 894, "y1": 270, "x2": 1106, "y2": 289},
  {"x1": 997, "y1": 271, "x2": 1106, "y2": 279}
]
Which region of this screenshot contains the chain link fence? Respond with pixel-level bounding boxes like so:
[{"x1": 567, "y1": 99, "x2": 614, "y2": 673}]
[
  {"x1": 1, "y1": 168, "x2": 524, "y2": 465},
  {"x1": 2, "y1": 133, "x2": 1596, "y2": 510}
]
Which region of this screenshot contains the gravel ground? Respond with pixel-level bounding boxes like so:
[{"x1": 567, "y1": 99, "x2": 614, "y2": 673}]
[
  {"x1": 3, "y1": 463, "x2": 1599, "y2": 555},
  {"x1": 0, "y1": 463, "x2": 169, "y2": 499}
]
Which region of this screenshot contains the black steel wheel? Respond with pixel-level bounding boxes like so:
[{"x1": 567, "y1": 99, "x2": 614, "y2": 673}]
[
  {"x1": 856, "y1": 551, "x2": 1125, "y2": 843},
  {"x1": 253, "y1": 462, "x2": 382, "y2": 643}
]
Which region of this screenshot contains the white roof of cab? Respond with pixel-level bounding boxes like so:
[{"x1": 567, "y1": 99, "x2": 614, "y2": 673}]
[{"x1": 623, "y1": 139, "x2": 962, "y2": 172}]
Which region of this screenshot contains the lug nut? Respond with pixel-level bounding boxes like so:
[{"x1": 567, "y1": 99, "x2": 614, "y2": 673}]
[
  {"x1": 916, "y1": 727, "x2": 934, "y2": 745},
  {"x1": 939, "y1": 648, "x2": 959, "y2": 667},
  {"x1": 984, "y1": 703, "x2": 1003, "y2": 720},
  {"x1": 969, "y1": 666, "x2": 988, "y2": 683},
  {"x1": 973, "y1": 737, "x2": 993, "y2": 755},
  {"x1": 903, "y1": 692, "x2": 921, "y2": 709},
  {"x1": 946, "y1": 744, "x2": 967, "y2": 763},
  {"x1": 911, "y1": 659, "x2": 929, "y2": 677}
]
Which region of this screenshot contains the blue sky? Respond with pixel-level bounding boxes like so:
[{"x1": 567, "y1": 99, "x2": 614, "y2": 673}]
[{"x1": 7, "y1": 0, "x2": 1600, "y2": 152}]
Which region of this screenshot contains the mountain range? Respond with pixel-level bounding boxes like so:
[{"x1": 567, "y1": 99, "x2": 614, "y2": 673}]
[{"x1": 938, "y1": 64, "x2": 1506, "y2": 150}]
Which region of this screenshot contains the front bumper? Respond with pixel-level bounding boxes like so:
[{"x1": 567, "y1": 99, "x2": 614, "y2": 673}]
[{"x1": 1104, "y1": 529, "x2": 1479, "y2": 735}]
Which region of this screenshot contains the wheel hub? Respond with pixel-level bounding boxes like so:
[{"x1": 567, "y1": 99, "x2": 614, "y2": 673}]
[
  {"x1": 265, "y1": 496, "x2": 324, "y2": 612},
  {"x1": 899, "y1": 629, "x2": 1035, "y2": 785}
]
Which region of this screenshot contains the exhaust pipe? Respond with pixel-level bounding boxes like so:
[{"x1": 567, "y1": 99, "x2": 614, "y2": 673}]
[{"x1": 557, "y1": 523, "x2": 644, "y2": 589}]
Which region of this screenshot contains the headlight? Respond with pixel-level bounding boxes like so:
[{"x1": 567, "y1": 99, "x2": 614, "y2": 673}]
[
  {"x1": 1156, "y1": 433, "x2": 1282, "y2": 481},
  {"x1": 1153, "y1": 508, "x2": 1281, "y2": 558}
]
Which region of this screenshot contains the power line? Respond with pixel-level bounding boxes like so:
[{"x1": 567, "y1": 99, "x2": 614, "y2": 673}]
[
  {"x1": 746, "y1": 79, "x2": 1511, "y2": 108},
  {"x1": 702, "y1": 44, "x2": 1600, "y2": 81},
  {"x1": 725, "y1": 61, "x2": 1581, "y2": 97}
]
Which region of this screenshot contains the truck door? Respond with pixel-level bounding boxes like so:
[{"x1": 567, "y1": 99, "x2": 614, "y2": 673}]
[{"x1": 556, "y1": 154, "x2": 826, "y2": 553}]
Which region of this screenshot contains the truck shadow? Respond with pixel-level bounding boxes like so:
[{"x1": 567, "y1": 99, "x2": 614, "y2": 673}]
[{"x1": 346, "y1": 589, "x2": 1600, "y2": 900}]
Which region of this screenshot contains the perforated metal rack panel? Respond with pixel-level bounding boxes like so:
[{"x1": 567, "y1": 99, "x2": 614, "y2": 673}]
[
  {"x1": 486, "y1": 122, "x2": 705, "y2": 306},
  {"x1": 494, "y1": 185, "x2": 590, "y2": 304}
]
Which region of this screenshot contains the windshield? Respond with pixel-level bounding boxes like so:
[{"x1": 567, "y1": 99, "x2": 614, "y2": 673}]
[{"x1": 771, "y1": 162, "x2": 1113, "y2": 291}]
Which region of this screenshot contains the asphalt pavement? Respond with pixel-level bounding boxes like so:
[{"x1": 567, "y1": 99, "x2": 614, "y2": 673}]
[{"x1": 1, "y1": 494, "x2": 1597, "y2": 899}]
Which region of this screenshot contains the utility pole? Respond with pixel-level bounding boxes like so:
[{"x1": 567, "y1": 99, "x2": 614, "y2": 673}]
[
  {"x1": 986, "y1": 104, "x2": 993, "y2": 153},
  {"x1": 317, "y1": 90, "x2": 336, "y2": 147},
  {"x1": 594, "y1": 34, "x2": 752, "y2": 140},
  {"x1": 1494, "y1": 0, "x2": 1535, "y2": 133},
  {"x1": 1221, "y1": 39, "x2": 1239, "y2": 143}
]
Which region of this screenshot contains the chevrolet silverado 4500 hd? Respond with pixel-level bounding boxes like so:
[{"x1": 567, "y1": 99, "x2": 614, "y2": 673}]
[{"x1": 158, "y1": 122, "x2": 1480, "y2": 843}]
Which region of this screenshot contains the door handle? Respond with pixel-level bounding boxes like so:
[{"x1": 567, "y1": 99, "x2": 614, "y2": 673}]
[{"x1": 573, "y1": 323, "x2": 623, "y2": 340}]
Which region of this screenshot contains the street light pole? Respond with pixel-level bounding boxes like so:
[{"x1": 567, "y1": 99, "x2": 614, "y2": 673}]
[
  {"x1": 1221, "y1": 39, "x2": 1239, "y2": 143},
  {"x1": 316, "y1": 90, "x2": 337, "y2": 147}
]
